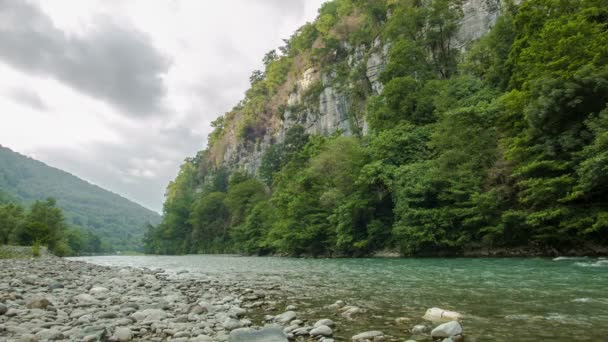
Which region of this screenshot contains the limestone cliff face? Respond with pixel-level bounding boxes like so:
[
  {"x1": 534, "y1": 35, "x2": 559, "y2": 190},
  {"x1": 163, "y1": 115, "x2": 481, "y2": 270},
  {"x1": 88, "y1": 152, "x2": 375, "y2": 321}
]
[{"x1": 216, "y1": 0, "x2": 507, "y2": 176}]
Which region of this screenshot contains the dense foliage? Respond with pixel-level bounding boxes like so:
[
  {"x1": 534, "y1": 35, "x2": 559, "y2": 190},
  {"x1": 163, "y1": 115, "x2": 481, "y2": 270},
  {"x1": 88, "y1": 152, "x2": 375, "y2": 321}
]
[
  {"x1": 146, "y1": 0, "x2": 608, "y2": 256},
  {"x1": 0, "y1": 194, "x2": 105, "y2": 256},
  {"x1": 0, "y1": 146, "x2": 160, "y2": 251}
]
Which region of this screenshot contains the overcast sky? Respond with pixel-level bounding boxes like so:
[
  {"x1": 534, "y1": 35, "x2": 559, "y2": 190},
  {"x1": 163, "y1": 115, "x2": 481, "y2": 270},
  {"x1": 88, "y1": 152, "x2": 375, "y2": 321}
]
[{"x1": 0, "y1": 0, "x2": 326, "y2": 212}]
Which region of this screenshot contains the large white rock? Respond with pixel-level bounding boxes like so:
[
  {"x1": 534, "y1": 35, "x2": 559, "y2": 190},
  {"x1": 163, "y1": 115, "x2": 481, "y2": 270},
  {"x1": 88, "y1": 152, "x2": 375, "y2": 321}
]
[
  {"x1": 310, "y1": 325, "x2": 332, "y2": 337},
  {"x1": 431, "y1": 321, "x2": 463, "y2": 338}
]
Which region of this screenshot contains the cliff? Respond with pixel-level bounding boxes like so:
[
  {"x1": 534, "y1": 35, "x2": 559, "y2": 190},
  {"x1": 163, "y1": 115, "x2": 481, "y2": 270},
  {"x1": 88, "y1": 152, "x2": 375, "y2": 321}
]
[
  {"x1": 208, "y1": 0, "x2": 506, "y2": 176},
  {"x1": 149, "y1": 0, "x2": 608, "y2": 256}
]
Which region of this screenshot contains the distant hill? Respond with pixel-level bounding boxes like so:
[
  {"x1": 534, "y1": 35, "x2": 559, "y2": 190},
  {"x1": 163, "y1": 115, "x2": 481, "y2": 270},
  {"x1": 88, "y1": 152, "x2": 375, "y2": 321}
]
[{"x1": 0, "y1": 145, "x2": 160, "y2": 251}]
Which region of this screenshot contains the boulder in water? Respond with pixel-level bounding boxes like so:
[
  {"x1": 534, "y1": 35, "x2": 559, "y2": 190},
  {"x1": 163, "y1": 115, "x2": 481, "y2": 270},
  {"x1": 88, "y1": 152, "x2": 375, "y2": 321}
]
[{"x1": 423, "y1": 307, "x2": 462, "y2": 322}]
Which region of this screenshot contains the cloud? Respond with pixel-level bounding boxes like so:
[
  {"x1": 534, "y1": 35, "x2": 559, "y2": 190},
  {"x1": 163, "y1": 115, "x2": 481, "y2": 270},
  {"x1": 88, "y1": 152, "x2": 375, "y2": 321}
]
[
  {"x1": 0, "y1": 0, "x2": 326, "y2": 212},
  {"x1": 0, "y1": 0, "x2": 170, "y2": 117},
  {"x1": 7, "y1": 87, "x2": 48, "y2": 111}
]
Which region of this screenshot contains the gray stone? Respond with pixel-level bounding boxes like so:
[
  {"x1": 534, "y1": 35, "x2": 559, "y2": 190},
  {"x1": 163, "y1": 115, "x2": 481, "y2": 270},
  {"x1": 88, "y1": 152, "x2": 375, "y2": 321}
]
[
  {"x1": 19, "y1": 334, "x2": 38, "y2": 342},
  {"x1": 49, "y1": 282, "x2": 64, "y2": 290},
  {"x1": 314, "y1": 319, "x2": 335, "y2": 328},
  {"x1": 89, "y1": 286, "x2": 109, "y2": 295},
  {"x1": 229, "y1": 327, "x2": 288, "y2": 342},
  {"x1": 222, "y1": 318, "x2": 242, "y2": 330},
  {"x1": 0, "y1": 303, "x2": 7, "y2": 315},
  {"x1": 98, "y1": 311, "x2": 118, "y2": 319},
  {"x1": 114, "y1": 327, "x2": 133, "y2": 341},
  {"x1": 431, "y1": 321, "x2": 463, "y2": 338},
  {"x1": 412, "y1": 324, "x2": 428, "y2": 334},
  {"x1": 274, "y1": 311, "x2": 296, "y2": 324},
  {"x1": 35, "y1": 328, "x2": 64, "y2": 340},
  {"x1": 352, "y1": 331, "x2": 384, "y2": 341},
  {"x1": 26, "y1": 296, "x2": 51, "y2": 309},
  {"x1": 310, "y1": 325, "x2": 332, "y2": 337}
]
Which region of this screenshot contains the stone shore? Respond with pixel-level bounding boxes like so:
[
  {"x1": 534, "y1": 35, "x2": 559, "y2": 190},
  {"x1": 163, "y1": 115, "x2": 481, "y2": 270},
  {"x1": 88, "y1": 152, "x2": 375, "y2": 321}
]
[{"x1": 0, "y1": 257, "x2": 462, "y2": 342}]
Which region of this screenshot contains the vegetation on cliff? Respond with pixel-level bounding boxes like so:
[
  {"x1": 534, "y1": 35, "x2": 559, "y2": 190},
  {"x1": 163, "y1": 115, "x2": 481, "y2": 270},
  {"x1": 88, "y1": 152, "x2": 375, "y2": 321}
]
[{"x1": 145, "y1": 0, "x2": 608, "y2": 256}]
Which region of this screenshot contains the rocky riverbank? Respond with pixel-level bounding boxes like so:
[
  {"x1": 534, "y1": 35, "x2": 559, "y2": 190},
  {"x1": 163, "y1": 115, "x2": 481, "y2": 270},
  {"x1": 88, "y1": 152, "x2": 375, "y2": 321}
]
[{"x1": 0, "y1": 256, "x2": 465, "y2": 342}]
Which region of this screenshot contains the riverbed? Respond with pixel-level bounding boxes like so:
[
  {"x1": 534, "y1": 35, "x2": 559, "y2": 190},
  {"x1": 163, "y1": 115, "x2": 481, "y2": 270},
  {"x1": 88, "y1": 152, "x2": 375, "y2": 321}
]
[{"x1": 71, "y1": 255, "x2": 608, "y2": 341}]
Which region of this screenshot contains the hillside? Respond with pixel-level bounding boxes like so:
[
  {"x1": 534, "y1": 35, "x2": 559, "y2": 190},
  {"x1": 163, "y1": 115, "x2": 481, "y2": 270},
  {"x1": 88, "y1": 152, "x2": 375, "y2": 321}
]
[
  {"x1": 0, "y1": 146, "x2": 160, "y2": 251},
  {"x1": 146, "y1": 0, "x2": 608, "y2": 256}
]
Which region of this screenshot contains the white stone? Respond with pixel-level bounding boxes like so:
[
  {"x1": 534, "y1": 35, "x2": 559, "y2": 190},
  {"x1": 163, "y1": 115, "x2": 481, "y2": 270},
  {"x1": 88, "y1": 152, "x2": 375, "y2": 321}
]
[
  {"x1": 310, "y1": 325, "x2": 332, "y2": 337},
  {"x1": 431, "y1": 321, "x2": 463, "y2": 338},
  {"x1": 352, "y1": 331, "x2": 384, "y2": 341}
]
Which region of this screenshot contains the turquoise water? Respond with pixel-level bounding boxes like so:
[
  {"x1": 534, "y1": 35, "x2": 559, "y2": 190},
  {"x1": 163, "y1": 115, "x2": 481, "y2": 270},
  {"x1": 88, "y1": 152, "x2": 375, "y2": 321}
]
[{"x1": 72, "y1": 255, "x2": 608, "y2": 341}]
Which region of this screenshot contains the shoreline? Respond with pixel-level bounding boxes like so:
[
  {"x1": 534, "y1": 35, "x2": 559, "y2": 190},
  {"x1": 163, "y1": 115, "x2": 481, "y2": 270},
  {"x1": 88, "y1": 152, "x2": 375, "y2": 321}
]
[{"x1": 0, "y1": 256, "x2": 407, "y2": 342}]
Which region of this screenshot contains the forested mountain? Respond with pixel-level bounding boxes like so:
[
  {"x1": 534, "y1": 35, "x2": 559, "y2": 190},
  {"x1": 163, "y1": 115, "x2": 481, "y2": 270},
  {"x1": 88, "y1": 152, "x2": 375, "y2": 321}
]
[
  {"x1": 146, "y1": 0, "x2": 608, "y2": 256},
  {"x1": 0, "y1": 146, "x2": 160, "y2": 251}
]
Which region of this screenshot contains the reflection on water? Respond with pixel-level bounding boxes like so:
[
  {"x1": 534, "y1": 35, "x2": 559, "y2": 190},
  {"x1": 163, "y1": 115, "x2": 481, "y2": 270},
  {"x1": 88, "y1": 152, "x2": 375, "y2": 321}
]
[{"x1": 71, "y1": 255, "x2": 608, "y2": 341}]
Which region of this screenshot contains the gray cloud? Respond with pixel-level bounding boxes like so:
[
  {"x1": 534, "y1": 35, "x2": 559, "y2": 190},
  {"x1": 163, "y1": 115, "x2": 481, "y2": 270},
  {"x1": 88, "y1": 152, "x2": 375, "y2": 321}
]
[
  {"x1": 35, "y1": 124, "x2": 204, "y2": 212},
  {"x1": 8, "y1": 87, "x2": 48, "y2": 111},
  {"x1": 261, "y1": 0, "x2": 307, "y2": 18},
  {"x1": 3, "y1": 0, "x2": 325, "y2": 212},
  {"x1": 0, "y1": 0, "x2": 170, "y2": 116}
]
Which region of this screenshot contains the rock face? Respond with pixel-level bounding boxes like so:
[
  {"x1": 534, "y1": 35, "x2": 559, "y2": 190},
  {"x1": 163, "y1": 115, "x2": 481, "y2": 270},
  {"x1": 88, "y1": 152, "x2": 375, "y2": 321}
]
[
  {"x1": 212, "y1": 0, "x2": 506, "y2": 178},
  {"x1": 454, "y1": 0, "x2": 503, "y2": 50}
]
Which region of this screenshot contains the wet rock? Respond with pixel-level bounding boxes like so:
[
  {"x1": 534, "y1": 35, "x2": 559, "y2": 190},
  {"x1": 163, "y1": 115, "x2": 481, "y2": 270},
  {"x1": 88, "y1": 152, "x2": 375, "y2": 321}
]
[
  {"x1": 412, "y1": 324, "x2": 428, "y2": 334},
  {"x1": 423, "y1": 307, "x2": 462, "y2": 322},
  {"x1": 310, "y1": 325, "x2": 333, "y2": 337},
  {"x1": 229, "y1": 327, "x2": 288, "y2": 342},
  {"x1": 340, "y1": 305, "x2": 365, "y2": 319},
  {"x1": 395, "y1": 317, "x2": 410, "y2": 324},
  {"x1": 431, "y1": 321, "x2": 463, "y2": 338},
  {"x1": 352, "y1": 331, "x2": 384, "y2": 341}
]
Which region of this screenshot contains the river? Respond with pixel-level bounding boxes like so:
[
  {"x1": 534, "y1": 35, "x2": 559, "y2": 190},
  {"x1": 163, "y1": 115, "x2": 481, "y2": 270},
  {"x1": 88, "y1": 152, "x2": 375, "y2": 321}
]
[{"x1": 71, "y1": 255, "x2": 608, "y2": 341}]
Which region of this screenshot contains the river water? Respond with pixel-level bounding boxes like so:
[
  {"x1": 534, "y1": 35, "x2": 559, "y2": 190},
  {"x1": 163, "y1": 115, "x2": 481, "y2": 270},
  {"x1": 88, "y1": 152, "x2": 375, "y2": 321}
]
[{"x1": 71, "y1": 255, "x2": 608, "y2": 341}]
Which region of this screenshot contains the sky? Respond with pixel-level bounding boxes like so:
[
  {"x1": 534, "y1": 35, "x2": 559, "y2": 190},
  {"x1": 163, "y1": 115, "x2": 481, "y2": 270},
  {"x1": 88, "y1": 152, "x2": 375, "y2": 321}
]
[{"x1": 0, "y1": 0, "x2": 326, "y2": 212}]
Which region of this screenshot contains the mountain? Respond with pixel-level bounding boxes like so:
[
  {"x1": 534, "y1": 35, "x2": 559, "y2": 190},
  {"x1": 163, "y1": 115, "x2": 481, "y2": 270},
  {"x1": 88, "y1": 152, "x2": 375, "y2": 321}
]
[
  {"x1": 145, "y1": 0, "x2": 608, "y2": 256},
  {"x1": 0, "y1": 145, "x2": 160, "y2": 251}
]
